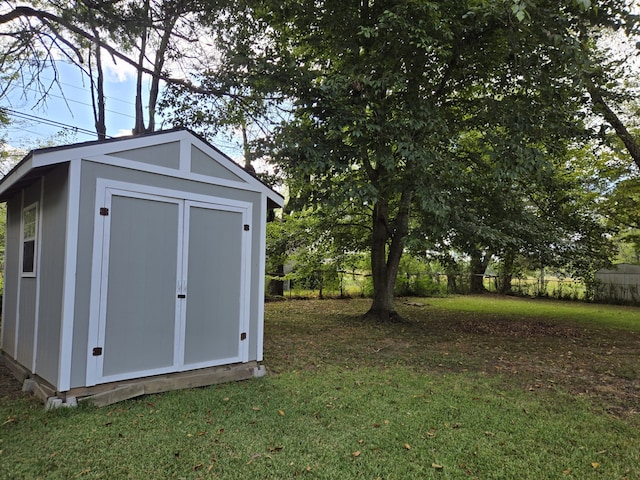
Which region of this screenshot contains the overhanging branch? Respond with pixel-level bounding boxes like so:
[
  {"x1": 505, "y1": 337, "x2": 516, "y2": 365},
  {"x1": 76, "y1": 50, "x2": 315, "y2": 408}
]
[{"x1": 1, "y1": 5, "x2": 241, "y2": 100}]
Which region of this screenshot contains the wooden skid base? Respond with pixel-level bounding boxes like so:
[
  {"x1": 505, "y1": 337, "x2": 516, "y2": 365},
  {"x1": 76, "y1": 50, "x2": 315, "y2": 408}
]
[
  {"x1": 1, "y1": 353, "x2": 31, "y2": 384},
  {"x1": 77, "y1": 362, "x2": 262, "y2": 407},
  {"x1": 1, "y1": 353, "x2": 263, "y2": 407}
]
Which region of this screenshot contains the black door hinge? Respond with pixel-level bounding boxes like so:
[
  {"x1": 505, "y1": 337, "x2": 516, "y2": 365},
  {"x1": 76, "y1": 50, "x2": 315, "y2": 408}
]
[
  {"x1": 99, "y1": 207, "x2": 109, "y2": 216},
  {"x1": 244, "y1": 224, "x2": 250, "y2": 231},
  {"x1": 92, "y1": 347, "x2": 103, "y2": 356},
  {"x1": 240, "y1": 332, "x2": 247, "y2": 341}
]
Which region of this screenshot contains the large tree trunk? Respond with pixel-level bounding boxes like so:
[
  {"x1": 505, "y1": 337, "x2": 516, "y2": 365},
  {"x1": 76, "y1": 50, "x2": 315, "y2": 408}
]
[
  {"x1": 365, "y1": 191, "x2": 412, "y2": 322},
  {"x1": 267, "y1": 262, "x2": 285, "y2": 296},
  {"x1": 469, "y1": 249, "x2": 491, "y2": 294},
  {"x1": 499, "y1": 250, "x2": 515, "y2": 294},
  {"x1": 445, "y1": 260, "x2": 459, "y2": 293}
]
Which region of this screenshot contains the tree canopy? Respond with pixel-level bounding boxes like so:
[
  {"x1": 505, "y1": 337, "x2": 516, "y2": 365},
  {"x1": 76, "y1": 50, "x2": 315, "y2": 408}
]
[
  {"x1": 221, "y1": 0, "x2": 632, "y2": 319},
  {"x1": 2, "y1": 0, "x2": 639, "y2": 316}
]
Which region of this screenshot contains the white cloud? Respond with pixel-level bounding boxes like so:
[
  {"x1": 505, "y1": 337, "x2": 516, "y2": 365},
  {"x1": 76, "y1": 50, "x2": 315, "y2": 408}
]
[
  {"x1": 103, "y1": 58, "x2": 139, "y2": 83},
  {"x1": 113, "y1": 128, "x2": 134, "y2": 137}
]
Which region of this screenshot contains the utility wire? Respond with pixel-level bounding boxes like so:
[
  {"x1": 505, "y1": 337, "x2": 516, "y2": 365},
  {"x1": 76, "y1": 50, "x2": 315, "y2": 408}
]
[
  {"x1": 38, "y1": 77, "x2": 139, "y2": 108},
  {"x1": 11, "y1": 83, "x2": 137, "y2": 120},
  {"x1": 2, "y1": 107, "x2": 108, "y2": 139}
]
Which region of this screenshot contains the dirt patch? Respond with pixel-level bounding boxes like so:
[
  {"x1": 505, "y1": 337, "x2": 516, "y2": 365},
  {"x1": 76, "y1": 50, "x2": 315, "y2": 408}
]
[
  {"x1": 263, "y1": 298, "x2": 640, "y2": 420},
  {"x1": 0, "y1": 361, "x2": 27, "y2": 402},
  {"x1": 454, "y1": 318, "x2": 582, "y2": 338},
  {"x1": 437, "y1": 318, "x2": 640, "y2": 418}
]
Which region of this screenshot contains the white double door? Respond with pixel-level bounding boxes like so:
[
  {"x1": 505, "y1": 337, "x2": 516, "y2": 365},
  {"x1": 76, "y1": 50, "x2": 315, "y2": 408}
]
[{"x1": 87, "y1": 182, "x2": 252, "y2": 386}]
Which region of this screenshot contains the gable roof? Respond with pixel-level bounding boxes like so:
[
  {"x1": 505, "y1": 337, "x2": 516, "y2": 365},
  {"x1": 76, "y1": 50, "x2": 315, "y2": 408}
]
[{"x1": 0, "y1": 128, "x2": 284, "y2": 207}]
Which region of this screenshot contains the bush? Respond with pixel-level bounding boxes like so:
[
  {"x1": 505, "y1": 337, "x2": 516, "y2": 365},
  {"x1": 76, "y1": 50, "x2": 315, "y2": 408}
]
[
  {"x1": 413, "y1": 275, "x2": 446, "y2": 296},
  {"x1": 394, "y1": 273, "x2": 446, "y2": 297}
]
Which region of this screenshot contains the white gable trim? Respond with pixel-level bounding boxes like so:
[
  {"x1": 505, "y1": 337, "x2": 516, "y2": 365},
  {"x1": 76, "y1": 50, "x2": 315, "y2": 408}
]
[
  {"x1": 188, "y1": 135, "x2": 279, "y2": 197},
  {"x1": 17, "y1": 129, "x2": 284, "y2": 207},
  {"x1": 31, "y1": 130, "x2": 190, "y2": 167},
  {"x1": 0, "y1": 156, "x2": 34, "y2": 197},
  {"x1": 80, "y1": 154, "x2": 274, "y2": 200}
]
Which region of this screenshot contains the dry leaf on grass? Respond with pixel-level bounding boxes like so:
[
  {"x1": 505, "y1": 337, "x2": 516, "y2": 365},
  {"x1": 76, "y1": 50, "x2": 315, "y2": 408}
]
[{"x1": 247, "y1": 453, "x2": 266, "y2": 465}]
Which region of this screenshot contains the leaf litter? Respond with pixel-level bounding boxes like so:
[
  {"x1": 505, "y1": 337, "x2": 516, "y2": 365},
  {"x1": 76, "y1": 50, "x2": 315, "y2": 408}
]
[{"x1": 263, "y1": 298, "x2": 640, "y2": 419}]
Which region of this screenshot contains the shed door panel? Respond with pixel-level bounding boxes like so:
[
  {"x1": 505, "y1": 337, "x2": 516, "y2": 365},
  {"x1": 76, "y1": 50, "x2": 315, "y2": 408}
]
[
  {"x1": 102, "y1": 195, "x2": 180, "y2": 377},
  {"x1": 89, "y1": 182, "x2": 251, "y2": 387},
  {"x1": 183, "y1": 205, "x2": 244, "y2": 366}
]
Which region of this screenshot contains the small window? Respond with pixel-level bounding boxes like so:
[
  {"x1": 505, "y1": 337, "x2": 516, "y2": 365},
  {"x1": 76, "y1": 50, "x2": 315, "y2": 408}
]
[{"x1": 22, "y1": 203, "x2": 38, "y2": 276}]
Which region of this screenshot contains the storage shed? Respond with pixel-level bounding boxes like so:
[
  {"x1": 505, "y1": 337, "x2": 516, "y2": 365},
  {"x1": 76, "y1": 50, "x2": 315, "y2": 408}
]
[
  {"x1": 594, "y1": 263, "x2": 640, "y2": 305},
  {"x1": 0, "y1": 129, "x2": 283, "y2": 405}
]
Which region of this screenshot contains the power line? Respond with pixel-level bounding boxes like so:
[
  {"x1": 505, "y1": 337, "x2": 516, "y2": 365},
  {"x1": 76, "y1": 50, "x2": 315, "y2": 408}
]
[
  {"x1": 11, "y1": 83, "x2": 138, "y2": 120},
  {"x1": 43, "y1": 91, "x2": 137, "y2": 120},
  {"x1": 38, "y1": 77, "x2": 139, "y2": 108},
  {"x1": 2, "y1": 107, "x2": 108, "y2": 139}
]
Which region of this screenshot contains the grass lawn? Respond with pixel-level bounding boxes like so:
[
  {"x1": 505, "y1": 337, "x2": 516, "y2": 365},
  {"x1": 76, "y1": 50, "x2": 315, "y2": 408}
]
[{"x1": 1, "y1": 295, "x2": 639, "y2": 479}]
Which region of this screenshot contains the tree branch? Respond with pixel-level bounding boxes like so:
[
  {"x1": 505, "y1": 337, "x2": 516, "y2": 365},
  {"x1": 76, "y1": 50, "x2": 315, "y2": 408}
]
[
  {"x1": 585, "y1": 76, "x2": 640, "y2": 171},
  {"x1": 1, "y1": 5, "x2": 241, "y2": 100}
]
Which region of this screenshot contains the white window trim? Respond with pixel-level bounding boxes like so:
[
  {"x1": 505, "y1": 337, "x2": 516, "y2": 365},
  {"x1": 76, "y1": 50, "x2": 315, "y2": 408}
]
[{"x1": 20, "y1": 202, "x2": 39, "y2": 278}]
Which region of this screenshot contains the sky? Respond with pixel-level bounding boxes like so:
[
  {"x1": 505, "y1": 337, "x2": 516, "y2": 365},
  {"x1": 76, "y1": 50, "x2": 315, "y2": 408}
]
[
  {"x1": 1, "y1": 58, "x2": 246, "y2": 170},
  {"x1": 4, "y1": 61, "x2": 138, "y2": 144}
]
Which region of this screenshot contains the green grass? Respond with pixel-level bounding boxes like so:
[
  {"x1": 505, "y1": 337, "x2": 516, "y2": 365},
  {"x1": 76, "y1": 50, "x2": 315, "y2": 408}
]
[
  {"x1": 426, "y1": 294, "x2": 640, "y2": 331},
  {"x1": 1, "y1": 296, "x2": 639, "y2": 479}
]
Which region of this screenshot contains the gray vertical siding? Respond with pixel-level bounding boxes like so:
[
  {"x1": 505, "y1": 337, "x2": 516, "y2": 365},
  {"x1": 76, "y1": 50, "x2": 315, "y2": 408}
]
[
  {"x1": 35, "y1": 164, "x2": 68, "y2": 385},
  {"x1": 16, "y1": 279, "x2": 36, "y2": 367},
  {"x1": 70, "y1": 164, "x2": 99, "y2": 388},
  {"x1": 1, "y1": 195, "x2": 21, "y2": 357},
  {"x1": 15, "y1": 180, "x2": 42, "y2": 370}
]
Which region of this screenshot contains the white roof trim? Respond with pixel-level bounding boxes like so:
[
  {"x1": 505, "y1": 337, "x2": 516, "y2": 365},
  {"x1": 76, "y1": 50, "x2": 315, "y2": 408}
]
[
  {"x1": 0, "y1": 129, "x2": 284, "y2": 206},
  {"x1": 0, "y1": 156, "x2": 34, "y2": 196}
]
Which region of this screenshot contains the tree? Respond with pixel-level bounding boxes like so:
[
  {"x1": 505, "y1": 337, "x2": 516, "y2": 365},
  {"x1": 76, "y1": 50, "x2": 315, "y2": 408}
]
[
  {"x1": 408, "y1": 123, "x2": 616, "y2": 295},
  {"x1": 245, "y1": 0, "x2": 630, "y2": 320},
  {"x1": 0, "y1": 1, "x2": 241, "y2": 137}
]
